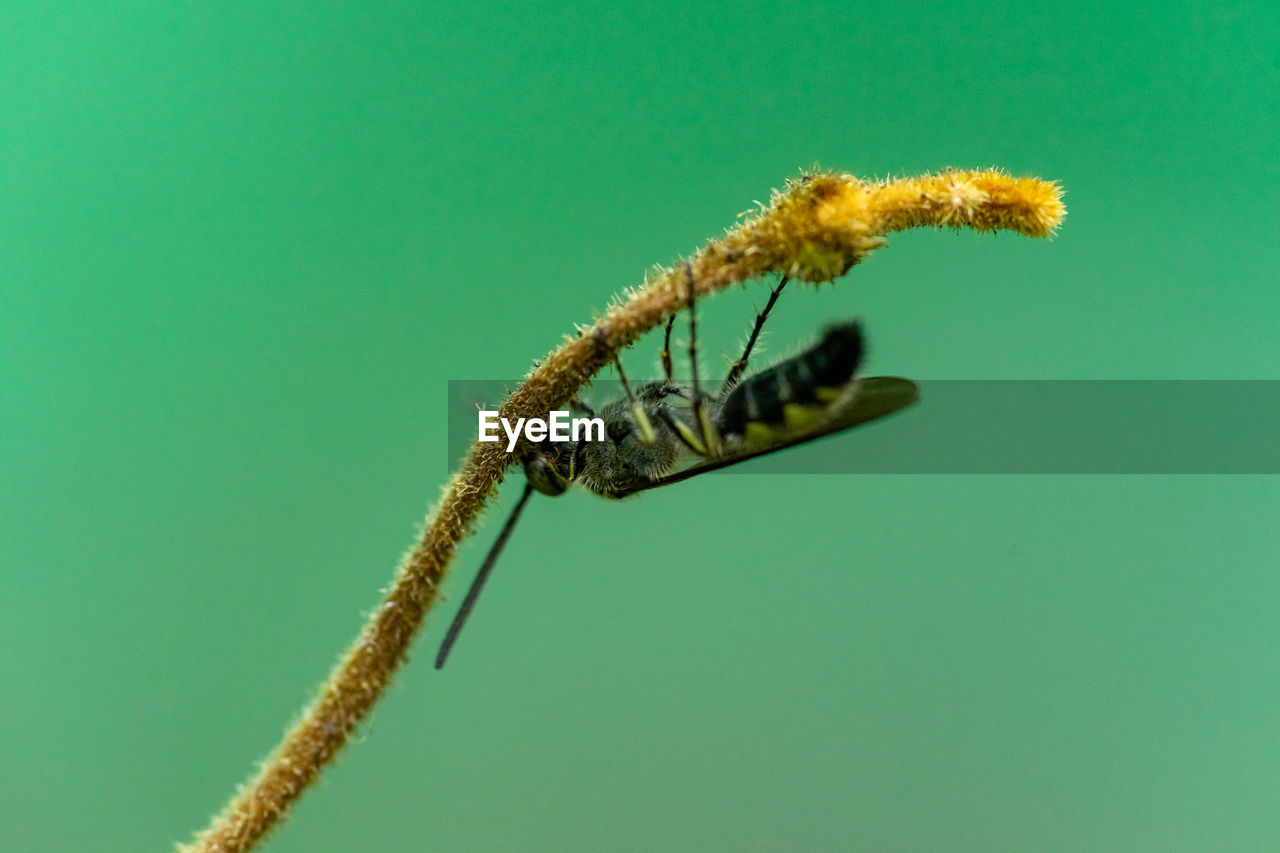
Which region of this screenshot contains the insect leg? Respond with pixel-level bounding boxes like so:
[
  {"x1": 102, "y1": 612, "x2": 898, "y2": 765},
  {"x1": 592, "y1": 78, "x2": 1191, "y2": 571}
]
[
  {"x1": 655, "y1": 407, "x2": 710, "y2": 457},
  {"x1": 659, "y1": 313, "x2": 677, "y2": 383},
  {"x1": 435, "y1": 482, "x2": 536, "y2": 669},
  {"x1": 720, "y1": 274, "x2": 789, "y2": 394},
  {"x1": 613, "y1": 353, "x2": 656, "y2": 444},
  {"x1": 683, "y1": 262, "x2": 719, "y2": 456}
]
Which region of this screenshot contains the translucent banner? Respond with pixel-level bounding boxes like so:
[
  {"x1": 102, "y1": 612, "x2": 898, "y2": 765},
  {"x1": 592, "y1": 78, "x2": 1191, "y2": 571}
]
[{"x1": 446, "y1": 380, "x2": 1280, "y2": 475}]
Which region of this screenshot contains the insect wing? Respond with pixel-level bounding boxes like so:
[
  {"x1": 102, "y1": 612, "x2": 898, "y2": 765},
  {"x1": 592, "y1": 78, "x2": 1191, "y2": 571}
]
[{"x1": 610, "y1": 376, "x2": 918, "y2": 496}]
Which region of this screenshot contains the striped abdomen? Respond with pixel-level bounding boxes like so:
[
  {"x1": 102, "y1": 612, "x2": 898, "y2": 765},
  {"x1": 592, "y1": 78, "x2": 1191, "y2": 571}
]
[{"x1": 716, "y1": 321, "x2": 864, "y2": 442}]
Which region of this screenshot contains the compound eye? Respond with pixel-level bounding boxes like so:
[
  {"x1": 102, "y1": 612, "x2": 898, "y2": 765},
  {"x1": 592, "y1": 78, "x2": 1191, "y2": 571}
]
[{"x1": 523, "y1": 453, "x2": 569, "y2": 496}]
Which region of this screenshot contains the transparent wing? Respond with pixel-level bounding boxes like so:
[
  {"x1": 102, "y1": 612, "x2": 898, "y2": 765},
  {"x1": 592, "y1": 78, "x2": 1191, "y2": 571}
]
[{"x1": 608, "y1": 376, "x2": 918, "y2": 497}]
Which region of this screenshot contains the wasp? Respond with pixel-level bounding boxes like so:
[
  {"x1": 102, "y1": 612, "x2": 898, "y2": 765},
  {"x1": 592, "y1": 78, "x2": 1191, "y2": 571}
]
[{"x1": 435, "y1": 264, "x2": 918, "y2": 667}]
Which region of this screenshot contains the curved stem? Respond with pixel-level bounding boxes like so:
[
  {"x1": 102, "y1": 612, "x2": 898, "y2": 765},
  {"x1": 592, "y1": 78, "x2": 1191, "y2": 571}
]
[{"x1": 179, "y1": 168, "x2": 1063, "y2": 852}]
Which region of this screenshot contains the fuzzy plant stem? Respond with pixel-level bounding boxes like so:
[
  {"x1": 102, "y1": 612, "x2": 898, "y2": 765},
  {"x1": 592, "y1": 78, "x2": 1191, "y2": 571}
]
[{"x1": 179, "y1": 168, "x2": 1064, "y2": 852}]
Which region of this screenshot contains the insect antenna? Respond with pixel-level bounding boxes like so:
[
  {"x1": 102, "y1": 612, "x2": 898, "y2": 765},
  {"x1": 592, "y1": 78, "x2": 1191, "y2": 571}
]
[
  {"x1": 435, "y1": 482, "x2": 536, "y2": 669},
  {"x1": 721, "y1": 274, "x2": 789, "y2": 394},
  {"x1": 682, "y1": 262, "x2": 718, "y2": 456}
]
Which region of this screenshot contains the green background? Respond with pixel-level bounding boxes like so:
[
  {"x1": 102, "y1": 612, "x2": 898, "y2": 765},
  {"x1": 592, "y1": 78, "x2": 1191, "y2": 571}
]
[{"x1": 3, "y1": 2, "x2": 1278, "y2": 850}]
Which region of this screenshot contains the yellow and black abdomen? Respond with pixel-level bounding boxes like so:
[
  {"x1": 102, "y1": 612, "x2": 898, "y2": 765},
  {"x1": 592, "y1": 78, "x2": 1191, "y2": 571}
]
[{"x1": 716, "y1": 321, "x2": 864, "y2": 443}]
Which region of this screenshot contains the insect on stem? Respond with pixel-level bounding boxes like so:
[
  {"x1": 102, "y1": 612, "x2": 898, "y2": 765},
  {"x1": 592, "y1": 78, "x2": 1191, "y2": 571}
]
[{"x1": 180, "y1": 167, "x2": 1063, "y2": 853}]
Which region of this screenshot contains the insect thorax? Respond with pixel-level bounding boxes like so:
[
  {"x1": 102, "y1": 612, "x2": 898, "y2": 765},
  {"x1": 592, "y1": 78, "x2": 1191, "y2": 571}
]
[{"x1": 575, "y1": 383, "x2": 691, "y2": 496}]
